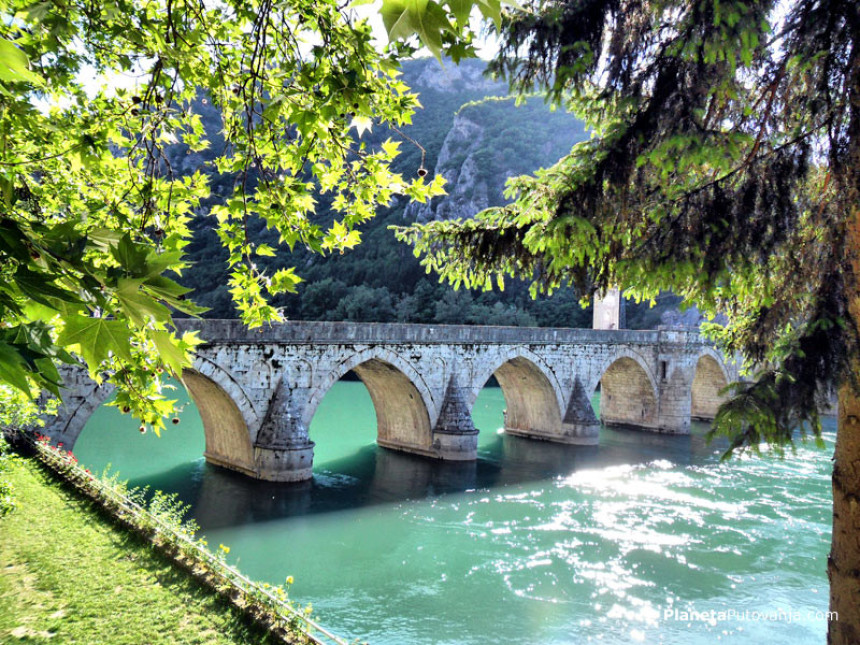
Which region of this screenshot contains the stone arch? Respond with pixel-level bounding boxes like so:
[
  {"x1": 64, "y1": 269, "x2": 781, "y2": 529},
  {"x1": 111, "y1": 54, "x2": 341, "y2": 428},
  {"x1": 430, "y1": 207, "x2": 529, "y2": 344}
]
[
  {"x1": 180, "y1": 356, "x2": 258, "y2": 473},
  {"x1": 469, "y1": 348, "x2": 565, "y2": 439},
  {"x1": 303, "y1": 348, "x2": 435, "y2": 452},
  {"x1": 587, "y1": 348, "x2": 658, "y2": 398},
  {"x1": 691, "y1": 352, "x2": 730, "y2": 420},
  {"x1": 596, "y1": 353, "x2": 659, "y2": 429},
  {"x1": 695, "y1": 347, "x2": 731, "y2": 383},
  {"x1": 43, "y1": 376, "x2": 116, "y2": 450}
]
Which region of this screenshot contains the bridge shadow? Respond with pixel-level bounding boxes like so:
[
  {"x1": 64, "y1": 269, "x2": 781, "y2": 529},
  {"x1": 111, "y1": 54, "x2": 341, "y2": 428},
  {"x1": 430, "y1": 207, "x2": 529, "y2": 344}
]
[{"x1": 127, "y1": 423, "x2": 728, "y2": 533}]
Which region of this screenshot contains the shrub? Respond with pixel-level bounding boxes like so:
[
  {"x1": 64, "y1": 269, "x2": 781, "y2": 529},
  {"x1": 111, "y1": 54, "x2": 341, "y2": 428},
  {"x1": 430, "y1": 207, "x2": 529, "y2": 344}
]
[{"x1": 0, "y1": 434, "x2": 16, "y2": 517}]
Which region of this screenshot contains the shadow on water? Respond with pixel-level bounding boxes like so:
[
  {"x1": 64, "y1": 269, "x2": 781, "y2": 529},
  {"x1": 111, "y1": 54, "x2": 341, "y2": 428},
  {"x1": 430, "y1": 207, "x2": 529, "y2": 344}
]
[{"x1": 130, "y1": 423, "x2": 729, "y2": 533}]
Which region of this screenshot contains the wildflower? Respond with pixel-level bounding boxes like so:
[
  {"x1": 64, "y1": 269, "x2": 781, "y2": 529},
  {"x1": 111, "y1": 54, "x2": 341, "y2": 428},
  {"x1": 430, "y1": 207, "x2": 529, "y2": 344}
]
[
  {"x1": 286, "y1": 576, "x2": 294, "y2": 585},
  {"x1": 219, "y1": 544, "x2": 230, "y2": 555}
]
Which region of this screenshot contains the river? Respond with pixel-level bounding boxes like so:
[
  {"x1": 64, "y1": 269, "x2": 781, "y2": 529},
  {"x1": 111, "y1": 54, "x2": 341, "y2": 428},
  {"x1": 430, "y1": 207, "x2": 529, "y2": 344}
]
[{"x1": 73, "y1": 380, "x2": 834, "y2": 644}]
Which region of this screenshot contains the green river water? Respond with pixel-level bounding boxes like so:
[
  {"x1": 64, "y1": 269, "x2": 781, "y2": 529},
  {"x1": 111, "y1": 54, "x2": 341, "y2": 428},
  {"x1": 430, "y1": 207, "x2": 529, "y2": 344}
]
[{"x1": 74, "y1": 380, "x2": 834, "y2": 644}]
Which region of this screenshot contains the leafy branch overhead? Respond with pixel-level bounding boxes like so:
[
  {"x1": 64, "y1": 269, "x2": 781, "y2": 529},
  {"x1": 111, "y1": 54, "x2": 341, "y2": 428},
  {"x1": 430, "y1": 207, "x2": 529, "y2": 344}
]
[
  {"x1": 372, "y1": 0, "x2": 508, "y2": 60},
  {"x1": 394, "y1": 0, "x2": 860, "y2": 458},
  {"x1": 0, "y1": 0, "x2": 445, "y2": 429}
]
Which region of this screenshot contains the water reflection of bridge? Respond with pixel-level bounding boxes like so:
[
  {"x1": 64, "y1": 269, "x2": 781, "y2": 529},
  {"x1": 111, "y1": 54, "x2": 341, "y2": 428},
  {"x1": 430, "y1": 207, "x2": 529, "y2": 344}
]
[
  {"x1": 134, "y1": 424, "x2": 724, "y2": 532},
  {"x1": 43, "y1": 320, "x2": 737, "y2": 482}
]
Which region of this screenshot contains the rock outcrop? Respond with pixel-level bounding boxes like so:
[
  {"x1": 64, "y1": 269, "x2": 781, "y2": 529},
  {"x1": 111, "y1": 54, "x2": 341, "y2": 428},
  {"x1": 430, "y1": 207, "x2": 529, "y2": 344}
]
[{"x1": 407, "y1": 114, "x2": 495, "y2": 223}]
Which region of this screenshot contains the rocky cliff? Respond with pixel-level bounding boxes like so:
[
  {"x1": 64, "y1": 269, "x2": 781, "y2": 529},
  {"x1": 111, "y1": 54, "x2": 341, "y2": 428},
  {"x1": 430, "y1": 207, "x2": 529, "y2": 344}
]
[
  {"x1": 408, "y1": 114, "x2": 490, "y2": 222},
  {"x1": 406, "y1": 96, "x2": 587, "y2": 223}
]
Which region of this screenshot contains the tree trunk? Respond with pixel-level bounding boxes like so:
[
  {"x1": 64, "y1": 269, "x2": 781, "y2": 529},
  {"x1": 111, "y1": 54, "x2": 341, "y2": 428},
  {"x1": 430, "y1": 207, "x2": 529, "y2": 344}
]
[
  {"x1": 830, "y1": 30, "x2": 860, "y2": 643},
  {"x1": 832, "y1": 188, "x2": 860, "y2": 642},
  {"x1": 830, "y1": 385, "x2": 860, "y2": 644}
]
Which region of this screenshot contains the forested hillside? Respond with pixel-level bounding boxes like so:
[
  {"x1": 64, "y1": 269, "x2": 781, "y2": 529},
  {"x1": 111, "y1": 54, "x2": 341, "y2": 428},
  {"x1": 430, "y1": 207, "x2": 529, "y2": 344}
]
[{"x1": 176, "y1": 58, "x2": 679, "y2": 329}]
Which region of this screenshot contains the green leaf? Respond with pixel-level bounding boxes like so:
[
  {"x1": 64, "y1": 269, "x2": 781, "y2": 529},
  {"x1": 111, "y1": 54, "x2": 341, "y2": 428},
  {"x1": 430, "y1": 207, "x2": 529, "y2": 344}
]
[
  {"x1": 88, "y1": 228, "x2": 124, "y2": 249},
  {"x1": 111, "y1": 234, "x2": 148, "y2": 275},
  {"x1": 269, "y1": 267, "x2": 303, "y2": 294},
  {"x1": 381, "y1": 0, "x2": 454, "y2": 59},
  {"x1": 143, "y1": 275, "x2": 192, "y2": 299},
  {"x1": 475, "y1": 0, "x2": 501, "y2": 29},
  {"x1": 151, "y1": 330, "x2": 188, "y2": 376},
  {"x1": 381, "y1": 138, "x2": 401, "y2": 158},
  {"x1": 447, "y1": 0, "x2": 473, "y2": 25},
  {"x1": 15, "y1": 267, "x2": 82, "y2": 306},
  {"x1": 0, "y1": 39, "x2": 44, "y2": 86},
  {"x1": 116, "y1": 278, "x2": 172, "y2": 326},
  {"x1": 0, "y1": 220, "x2": 31, "y2": 261},
  {"x1": 33, "y1": 357, "x2": 62, "y2": 397},
  {"x1": 350, "y1": 115, "x2": 374, "y2": 137},
  {"x1": 57, "y1": 316, "x2": 134, "y2": 367},
  {"x1": 0, "y1": 343, "x2": 33, "y2": 394}
]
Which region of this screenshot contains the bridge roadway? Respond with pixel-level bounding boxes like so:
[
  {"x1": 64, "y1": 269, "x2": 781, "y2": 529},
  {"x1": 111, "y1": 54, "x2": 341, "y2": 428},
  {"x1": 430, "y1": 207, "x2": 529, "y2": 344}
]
[{"x1": 41, "y1": 320, "x2": 738, "y2": 482}]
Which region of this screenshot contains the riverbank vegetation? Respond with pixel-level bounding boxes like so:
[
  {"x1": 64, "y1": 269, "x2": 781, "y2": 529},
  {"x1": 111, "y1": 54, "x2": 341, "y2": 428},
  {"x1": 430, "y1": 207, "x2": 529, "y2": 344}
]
[
  {"x1": 0, "y1": 432, "x2": 333, "y2": 645},
  {"x1": 0, "y1": 456, "x2": 291, "y2": 643}
]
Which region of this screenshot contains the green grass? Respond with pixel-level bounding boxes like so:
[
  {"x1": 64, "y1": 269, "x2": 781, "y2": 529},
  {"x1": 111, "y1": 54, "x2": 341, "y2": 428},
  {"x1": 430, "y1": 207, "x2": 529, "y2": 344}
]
[{"x1": 0, "y1": 457, "x2": 287, "y2": 645}]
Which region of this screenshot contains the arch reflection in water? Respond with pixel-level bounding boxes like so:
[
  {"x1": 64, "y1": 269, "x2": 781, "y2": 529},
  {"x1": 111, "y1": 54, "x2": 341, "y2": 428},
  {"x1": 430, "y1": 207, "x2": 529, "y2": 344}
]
[
  {"x1": 103, "y1": 386, "x2": 726, "y2": 535},
  {"x1": 136, "y1": 428, "x2": 721, "y2": 534},
  {"x1": 75, "y1": 380, "x2": 730, "y2": 533}
]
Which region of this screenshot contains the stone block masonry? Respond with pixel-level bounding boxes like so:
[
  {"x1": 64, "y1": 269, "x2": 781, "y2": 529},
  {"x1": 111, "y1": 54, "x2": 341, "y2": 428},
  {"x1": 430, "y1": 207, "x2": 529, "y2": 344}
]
[{"x1": 40, "y1": 321, "x2": 737, "y2": 482}]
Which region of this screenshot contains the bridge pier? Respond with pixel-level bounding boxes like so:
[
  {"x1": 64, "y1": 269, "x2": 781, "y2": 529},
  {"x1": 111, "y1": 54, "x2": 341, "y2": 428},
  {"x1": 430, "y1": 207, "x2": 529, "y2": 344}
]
[
  {"x1": 558, "y1": 379, "x2": 601, "y2": 444},
  {"x1": 429, "y1": 376, "x2": 479, "y2": 460},
  {"x1": 252, "y1": 441, "x2": 316, "y2": 482},
  {"x1": 652, "y1": 356, "x2": 694, "y2": 434},
  {"x1": 249, "y1": 379, "x2": 317, "y2": 482}
]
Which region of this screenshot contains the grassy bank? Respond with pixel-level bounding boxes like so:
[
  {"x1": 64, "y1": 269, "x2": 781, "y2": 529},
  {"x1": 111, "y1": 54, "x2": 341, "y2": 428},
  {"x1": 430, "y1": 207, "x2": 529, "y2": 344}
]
[{"x1": 0, "y1": 456, "x2": 286, "y2": 645}]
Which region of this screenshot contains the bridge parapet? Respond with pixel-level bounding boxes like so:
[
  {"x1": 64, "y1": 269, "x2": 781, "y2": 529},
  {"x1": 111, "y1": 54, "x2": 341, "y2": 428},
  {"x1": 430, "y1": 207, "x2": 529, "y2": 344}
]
[{"x1": 174, "y1": 319, "x2": 702, "y2": 347}]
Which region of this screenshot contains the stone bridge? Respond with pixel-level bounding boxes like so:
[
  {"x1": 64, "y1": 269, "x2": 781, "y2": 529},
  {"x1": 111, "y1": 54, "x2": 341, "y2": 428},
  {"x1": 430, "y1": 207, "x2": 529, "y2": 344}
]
[{"x1": 41, "y1": 320, "x2": 739, "y2": 482}]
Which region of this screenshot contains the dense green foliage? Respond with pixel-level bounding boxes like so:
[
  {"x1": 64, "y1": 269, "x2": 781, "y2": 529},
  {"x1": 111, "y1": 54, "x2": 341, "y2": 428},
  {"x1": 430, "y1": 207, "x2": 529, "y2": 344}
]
[
  {"x1": 173, "y1": 58, "x2": 677, "y2": 327},
  {"x1": 0, "y1": 0, "x2": 449, "y2": 428}
]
